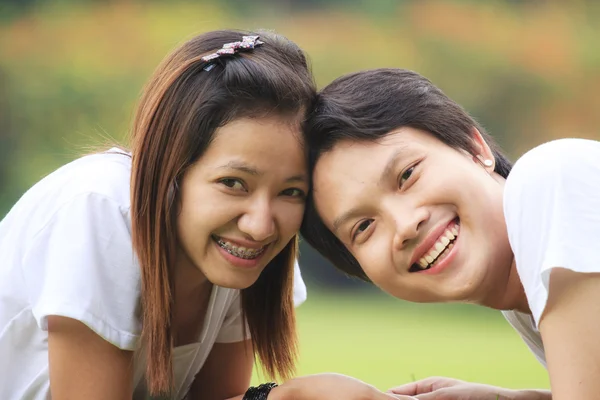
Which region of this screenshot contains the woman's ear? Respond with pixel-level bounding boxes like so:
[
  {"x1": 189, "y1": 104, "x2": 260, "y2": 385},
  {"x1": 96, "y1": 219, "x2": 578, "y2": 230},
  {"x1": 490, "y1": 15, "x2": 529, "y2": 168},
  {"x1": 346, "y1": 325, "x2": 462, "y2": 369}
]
[{"x1": 470, "y1": 127, "x2": 495, "y2": 171}]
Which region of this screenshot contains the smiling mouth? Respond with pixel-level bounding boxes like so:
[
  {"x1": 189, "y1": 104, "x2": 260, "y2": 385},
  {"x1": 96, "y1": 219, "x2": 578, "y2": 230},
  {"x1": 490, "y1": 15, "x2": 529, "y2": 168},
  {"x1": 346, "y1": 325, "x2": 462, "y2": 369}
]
[
  {"x1": 409, "y1": 219, "x2": 460, "y2": 272},
  {"x1": 212, "y1": 235, "x2": 268, "y2": 260}
]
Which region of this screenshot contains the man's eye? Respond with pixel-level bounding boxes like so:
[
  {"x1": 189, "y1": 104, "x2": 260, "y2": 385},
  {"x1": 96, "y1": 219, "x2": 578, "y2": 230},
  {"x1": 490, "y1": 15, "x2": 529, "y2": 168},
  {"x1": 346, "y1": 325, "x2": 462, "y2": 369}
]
[
  {"x1": 399, "y1": 166, "x2": 415, "y2": 187},
  {"x1": 220, "y1": 178, "x2": 245, "y2": 191},
  {"x1": 353, "y1": 219, "x2": 373, "y2": 240}
]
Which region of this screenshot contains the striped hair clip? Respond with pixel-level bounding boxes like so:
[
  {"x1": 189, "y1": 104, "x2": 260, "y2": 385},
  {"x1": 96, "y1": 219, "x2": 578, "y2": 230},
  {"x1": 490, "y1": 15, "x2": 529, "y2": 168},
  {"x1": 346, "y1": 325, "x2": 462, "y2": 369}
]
[{"x1": 202, "y1": 35, "x2": 264, "y2": 71}]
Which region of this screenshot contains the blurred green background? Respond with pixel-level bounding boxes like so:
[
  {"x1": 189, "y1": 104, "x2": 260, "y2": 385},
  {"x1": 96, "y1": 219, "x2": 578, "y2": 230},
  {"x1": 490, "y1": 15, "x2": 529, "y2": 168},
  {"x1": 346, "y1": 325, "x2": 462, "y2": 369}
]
[{"x1": 2, "y1": 0, "x2": 600, "y2": 391}]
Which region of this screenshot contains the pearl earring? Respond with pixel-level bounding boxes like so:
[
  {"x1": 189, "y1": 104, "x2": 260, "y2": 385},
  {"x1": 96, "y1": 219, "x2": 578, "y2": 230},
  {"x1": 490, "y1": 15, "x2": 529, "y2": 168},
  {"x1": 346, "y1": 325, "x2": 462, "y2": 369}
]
[{"x1": 483, "y1": 159, "x2": 493, "y2": 167}]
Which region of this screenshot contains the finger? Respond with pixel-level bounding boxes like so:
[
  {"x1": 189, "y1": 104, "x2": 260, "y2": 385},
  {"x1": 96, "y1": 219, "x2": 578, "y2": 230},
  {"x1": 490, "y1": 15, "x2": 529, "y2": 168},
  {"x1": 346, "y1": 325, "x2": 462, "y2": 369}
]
[
  {"x1": 387, "y1": 381, "x2": 420, "y2": 395},
  {"x1": 388, "y1": 377, "x2": 457, "y2": 395},
  {"x1": 377, "y1": 390, "x2": 413, "y2": 399},
  {"x1": 383, "y1": 395, "x2": 418, "y2": 400},
  {"x1": 414, "y1": 394, "x2": 439, "y2": 400}
]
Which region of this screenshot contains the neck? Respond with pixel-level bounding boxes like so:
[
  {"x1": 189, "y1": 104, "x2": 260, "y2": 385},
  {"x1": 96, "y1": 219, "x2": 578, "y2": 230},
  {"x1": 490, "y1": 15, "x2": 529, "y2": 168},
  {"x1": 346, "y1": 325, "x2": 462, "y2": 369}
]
[
  {"x1": 485, "y1": 258, "x2": 531, "y2": 314},
  {"x1": 483, "y1": 173, "x2": 530, "y2": 314},
  {"x1": 173, "y1": 248, "x2": 212, "y2": 305}
]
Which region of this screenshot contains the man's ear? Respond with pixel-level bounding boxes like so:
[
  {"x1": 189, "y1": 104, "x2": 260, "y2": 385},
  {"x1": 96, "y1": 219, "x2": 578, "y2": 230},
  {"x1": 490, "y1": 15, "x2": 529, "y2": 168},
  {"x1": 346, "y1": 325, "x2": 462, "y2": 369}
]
[{"x1": 470, "y1": 127, "x2": 495, "y2": 170}]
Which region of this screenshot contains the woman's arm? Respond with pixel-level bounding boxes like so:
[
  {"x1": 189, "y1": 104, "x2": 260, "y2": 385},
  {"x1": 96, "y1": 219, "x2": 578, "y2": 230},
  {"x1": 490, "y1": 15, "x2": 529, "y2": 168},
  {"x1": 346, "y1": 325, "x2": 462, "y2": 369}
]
[
  {"x1": 189, "y1": 342, "x2": 410, "y2": 400},
  {"x1": 539, "y1": 268, "x2": 600, "y2": 399},
  {"x1": 47, "y1": 315, "x2": 133, "y2": 400},
  {"x1": 188, "y1": 339, "x2": 254, "y2": 400}
]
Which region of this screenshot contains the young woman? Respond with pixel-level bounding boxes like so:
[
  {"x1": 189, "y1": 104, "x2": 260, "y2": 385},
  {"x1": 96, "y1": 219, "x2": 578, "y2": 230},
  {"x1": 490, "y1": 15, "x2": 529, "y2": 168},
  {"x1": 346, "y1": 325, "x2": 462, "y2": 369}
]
[
  {"x1": 0, "y1": 30, "x2": 410, "y2": 400},
  {"x1": 301, "y1": 68, "x2": 600, "y2": 399}
]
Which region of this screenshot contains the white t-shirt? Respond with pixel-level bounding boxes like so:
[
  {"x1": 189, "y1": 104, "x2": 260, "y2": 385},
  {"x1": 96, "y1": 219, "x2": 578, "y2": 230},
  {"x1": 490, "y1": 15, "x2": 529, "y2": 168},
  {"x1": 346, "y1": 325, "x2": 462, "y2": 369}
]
[
  {"x1": 501, "y1": 138, "x2": 600, "y2": 367},
  {"x1": 0, "y1": 149, "x2": 307, "y2": 400}
]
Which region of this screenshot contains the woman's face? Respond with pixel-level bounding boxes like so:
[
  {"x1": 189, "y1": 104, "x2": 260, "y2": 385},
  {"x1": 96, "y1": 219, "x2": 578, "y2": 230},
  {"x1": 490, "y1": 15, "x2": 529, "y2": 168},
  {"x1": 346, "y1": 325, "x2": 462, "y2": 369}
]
[
  {"x1": 312, "y1": 127, "x2": 514, "y2": 305},
  {"x1": 176, "y1": 116, "x2": 308, "y2": 289}
]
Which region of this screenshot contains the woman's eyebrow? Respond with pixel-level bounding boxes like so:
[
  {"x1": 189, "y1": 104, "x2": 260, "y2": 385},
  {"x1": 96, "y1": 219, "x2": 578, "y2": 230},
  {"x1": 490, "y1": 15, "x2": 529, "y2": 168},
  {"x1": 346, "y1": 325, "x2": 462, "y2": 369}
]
[
  {"x1": 285, "y1": 174, "x2": 308, "y2": 184},
  {"x1": 216, "y1": 160, "x2": 307, "y2": 184},
  {"x1": 216, "y1": 160, "x2": 261, "y2": 175}
]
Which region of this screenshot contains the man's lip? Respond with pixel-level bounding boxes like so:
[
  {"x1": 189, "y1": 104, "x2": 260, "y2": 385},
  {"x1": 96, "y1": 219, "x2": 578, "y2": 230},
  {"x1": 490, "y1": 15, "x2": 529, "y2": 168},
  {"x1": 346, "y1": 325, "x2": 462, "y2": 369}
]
[
  {"x1": 409, "y1": 218, "x2": 457, "y2": 268},
  {"x1": 212, "y1": 235, "x2": 271, "y2": 249}
]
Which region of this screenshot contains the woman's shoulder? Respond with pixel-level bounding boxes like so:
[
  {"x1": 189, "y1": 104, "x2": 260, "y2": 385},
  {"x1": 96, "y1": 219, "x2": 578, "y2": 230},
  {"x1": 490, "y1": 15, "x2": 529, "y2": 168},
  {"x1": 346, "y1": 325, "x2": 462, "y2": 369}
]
[
  {"x1": 44, "y1": 148, "x2": 133, "y2": 209},
  {"x1": 4, "y1": 149, "x2": 133, "y2": 232},
  {"x1": 0, "y1": 150, "x2": 142, "y2": 353},
  {"x1": 0, "y1": 149, "x2": 135, "y2": 278}
]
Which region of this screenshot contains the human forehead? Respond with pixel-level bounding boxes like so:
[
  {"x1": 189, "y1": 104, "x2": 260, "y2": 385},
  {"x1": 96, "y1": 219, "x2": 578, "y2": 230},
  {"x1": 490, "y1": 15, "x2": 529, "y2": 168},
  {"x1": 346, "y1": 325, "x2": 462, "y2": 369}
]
[
  {"x1": 196, "y1": 116, "x2": 307, "y2": 178},
  {"x1": 212, "y1": 115, "x2": 303, "y2": 145},
  {"x1": 312, "y1": 129, "x2": 441, "y2": 221},
  {"x1": 311, "y1": 140, "x2": 394, "y2": 228},
  {"x1": 313, "y1": 127, "x2": 433, "y2": 176},
  {"x1": 206, "y1": 116, "x2": 304, "y2": 158}
]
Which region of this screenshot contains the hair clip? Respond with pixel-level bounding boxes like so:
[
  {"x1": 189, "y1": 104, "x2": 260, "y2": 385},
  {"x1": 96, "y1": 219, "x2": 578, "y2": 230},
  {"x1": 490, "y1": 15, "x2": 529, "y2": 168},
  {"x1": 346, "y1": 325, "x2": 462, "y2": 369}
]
[{"x1": 202, "y1": 35, "x2": 264, "y2": 71}]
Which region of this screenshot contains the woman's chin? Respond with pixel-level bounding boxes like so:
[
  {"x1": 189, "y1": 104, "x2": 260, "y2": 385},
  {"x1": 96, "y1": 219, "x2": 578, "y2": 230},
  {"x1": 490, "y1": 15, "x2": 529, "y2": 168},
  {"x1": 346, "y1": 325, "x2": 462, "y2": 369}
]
[{"x1": 205, "y1": 270, "x2": 262, "y2": 290}]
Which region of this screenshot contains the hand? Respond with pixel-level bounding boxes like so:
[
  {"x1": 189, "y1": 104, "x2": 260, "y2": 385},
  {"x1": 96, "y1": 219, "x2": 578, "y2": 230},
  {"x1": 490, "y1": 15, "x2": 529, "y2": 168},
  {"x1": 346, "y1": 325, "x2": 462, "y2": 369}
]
[
  {"x1": 271, "y1": 373, "x2": 417, "y2": 399},
  {"x1": 388, "y1": 376, "x2": 549, "y2": 400}
]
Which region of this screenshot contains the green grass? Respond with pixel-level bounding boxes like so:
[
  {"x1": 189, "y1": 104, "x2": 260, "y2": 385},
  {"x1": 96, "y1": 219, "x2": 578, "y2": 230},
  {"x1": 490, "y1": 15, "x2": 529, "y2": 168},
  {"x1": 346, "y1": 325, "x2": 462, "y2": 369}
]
[{"x1": 253, "y1": 291, "x2": 550, "y2": 392}]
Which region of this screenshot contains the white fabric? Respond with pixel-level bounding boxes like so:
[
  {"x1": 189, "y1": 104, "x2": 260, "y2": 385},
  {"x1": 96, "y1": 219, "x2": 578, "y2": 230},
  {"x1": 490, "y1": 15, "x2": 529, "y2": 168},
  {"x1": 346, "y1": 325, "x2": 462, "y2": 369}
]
[
  {"x1": 0, "y1": 149, "x2": 307, "y2": 400},
  {"x1": 501, "y1": 138, "x2": 600, "y2": 367},
  {"x1": 501, "y1": 309, "x2": 546, "y2": 367}
]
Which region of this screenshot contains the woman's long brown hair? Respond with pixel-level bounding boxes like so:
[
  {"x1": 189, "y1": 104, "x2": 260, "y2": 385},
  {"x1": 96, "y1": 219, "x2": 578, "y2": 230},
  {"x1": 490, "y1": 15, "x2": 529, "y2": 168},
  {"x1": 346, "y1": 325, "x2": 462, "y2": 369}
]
[{"x1": 129, "y1": 30, "x2": 315, "y2": 396}]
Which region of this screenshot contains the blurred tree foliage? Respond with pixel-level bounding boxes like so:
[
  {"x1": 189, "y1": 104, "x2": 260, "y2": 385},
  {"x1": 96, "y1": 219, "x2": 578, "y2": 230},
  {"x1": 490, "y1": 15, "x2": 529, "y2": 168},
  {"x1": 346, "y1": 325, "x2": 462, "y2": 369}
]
[{"x1": 0, "y1": 0, "x2": 598, "y2": 287}]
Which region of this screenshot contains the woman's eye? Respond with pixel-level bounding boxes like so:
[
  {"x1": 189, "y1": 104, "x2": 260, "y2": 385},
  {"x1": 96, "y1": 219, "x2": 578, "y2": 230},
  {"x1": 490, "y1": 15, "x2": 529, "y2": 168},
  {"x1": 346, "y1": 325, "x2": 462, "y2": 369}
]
[
  {"x1": 399, "y1": 166, "x2": 415, "y2": 187},
  {"x1": 352, "y1": 219, "x2": 373, "y2": 240},
  {"x1": 281, "y1": 188, "x2": 306, "y2": 198},
  {"x1": 220, "y1": 178, "x2": 245, "y2": 191}
]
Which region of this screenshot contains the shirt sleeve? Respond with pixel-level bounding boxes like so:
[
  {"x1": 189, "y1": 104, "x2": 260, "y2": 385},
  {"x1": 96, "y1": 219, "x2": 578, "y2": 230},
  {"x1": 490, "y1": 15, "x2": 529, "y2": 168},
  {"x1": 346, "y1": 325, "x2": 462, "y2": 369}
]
[
  {"x1": 503, "y1": 138, "x2": 600, "y2": 326},
  {"x1": 21, "y1": 192, "x2": 141, "y2": 350}
]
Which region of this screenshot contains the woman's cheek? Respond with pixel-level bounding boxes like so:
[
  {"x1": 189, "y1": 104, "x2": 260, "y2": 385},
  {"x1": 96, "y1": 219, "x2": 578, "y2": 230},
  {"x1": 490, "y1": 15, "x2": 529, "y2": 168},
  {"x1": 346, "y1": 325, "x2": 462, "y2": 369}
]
[{"x1": 279, "y1": 204, "x2": 305, "y2": 233}]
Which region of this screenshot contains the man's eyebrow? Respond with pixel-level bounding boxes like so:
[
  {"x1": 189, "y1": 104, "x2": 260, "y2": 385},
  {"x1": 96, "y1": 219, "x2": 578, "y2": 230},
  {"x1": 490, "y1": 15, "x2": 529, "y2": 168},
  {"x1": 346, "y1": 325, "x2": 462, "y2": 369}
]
[
  {"x1": 378, "y1": 145, "x2": 409, "y2": 187},
  {"x1": 332, "y1": 208, "x2": 364, "y2": 234},
  {"x1": 332, "y1": 145, "x2": 409, "y2": 234}
]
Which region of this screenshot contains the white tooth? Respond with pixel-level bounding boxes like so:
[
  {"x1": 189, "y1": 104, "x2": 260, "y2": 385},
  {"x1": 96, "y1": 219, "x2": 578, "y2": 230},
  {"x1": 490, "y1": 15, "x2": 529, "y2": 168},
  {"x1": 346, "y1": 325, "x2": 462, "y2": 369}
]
[
  {"x1": 445, "y1": 230, "x2": 455, "y2": 240},
  {"x1": 448, "y1": 243, "x2": 454, "y2": 249},
  {"x1": 441, "y1": 236, "x2": 450, "y2": 246},
  {"x1": 425, "y1": 255, "x2": 434, "y2": 264},
  {"x1": 435, "y1": 242, "x2": 445, "y2": 252},
  {"x1": 419, "y1": 258, "x2": 428, "y2": 268},
  {"x1": 430, "y1": 249, "x2": 440, "y2": 260},
  {"x1": 452, "y1": 227, "x2": 458, "y2": 235},
  {"x1": 238, "y1": 246, "x2": 248, "y2": 254}
]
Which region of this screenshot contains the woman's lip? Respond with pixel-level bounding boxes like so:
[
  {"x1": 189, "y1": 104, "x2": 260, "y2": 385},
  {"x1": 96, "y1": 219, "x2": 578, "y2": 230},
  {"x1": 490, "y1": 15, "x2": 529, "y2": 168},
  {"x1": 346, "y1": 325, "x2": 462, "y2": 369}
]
[
  {"x1": 409, "y1": 218, "x2": 458, "y2": 268},
  {"x1": 212, "y1": 234, "x2": 271, "y2": 250},
  {"x1": 214, "y1": 239, "x2": 268, "y2": 268}
]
